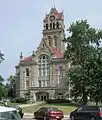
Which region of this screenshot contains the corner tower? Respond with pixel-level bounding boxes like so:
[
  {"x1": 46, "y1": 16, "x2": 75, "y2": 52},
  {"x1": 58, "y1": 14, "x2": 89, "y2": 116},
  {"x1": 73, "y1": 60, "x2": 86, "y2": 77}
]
[{"x1": 43, "y1": 7, "x2": 65, "y2": 52}]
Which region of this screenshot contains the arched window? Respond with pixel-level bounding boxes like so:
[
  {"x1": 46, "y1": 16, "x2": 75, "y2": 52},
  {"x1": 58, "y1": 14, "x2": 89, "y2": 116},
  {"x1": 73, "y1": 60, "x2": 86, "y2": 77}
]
[
  {"x1": 54, "y1": 35, "x2": 58, "y2": 47},
  {"x1": 56, "y1": 22, "x2": 59, "y2": 28},
  {"x1": 57, "y1": 66, "x2": 63, "y2": 84},
  {"x1": 59, "y1": 66, "x2": 63, "y2": 75},
  {"x1": 50, "y1": 23, "x2": 52, "y2": 29},
  {"x1": 46, "y1": 24, "x2": 48, "y2": 30},
  {"x1": 48, "y1": 36, "x2": 52, "y2": 47},
  {"x1": 26, "y1": 68, "x2": 29, "y2": 76},
  {"x1": 38, "y1": 54, "x2": 50, "y2": 87},
  {"x1": 53, "y1": 23, "x2": 55, "y2": 29}
]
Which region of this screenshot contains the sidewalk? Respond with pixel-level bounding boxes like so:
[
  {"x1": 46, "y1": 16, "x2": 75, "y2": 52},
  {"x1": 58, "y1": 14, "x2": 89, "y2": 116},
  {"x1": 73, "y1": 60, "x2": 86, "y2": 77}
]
[{"x1": 19, "y1": 101, "x2": 45, "y2": 108}]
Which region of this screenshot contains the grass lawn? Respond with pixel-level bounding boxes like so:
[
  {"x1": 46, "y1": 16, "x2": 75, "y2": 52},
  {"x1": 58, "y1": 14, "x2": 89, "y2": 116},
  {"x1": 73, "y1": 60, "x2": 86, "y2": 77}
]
[
  {"x1": 7, "y1": 102, "x2": 22, "y2": 106},
  {"x1": 22, "y1": 103, "x2": 77, "y2": 115}
]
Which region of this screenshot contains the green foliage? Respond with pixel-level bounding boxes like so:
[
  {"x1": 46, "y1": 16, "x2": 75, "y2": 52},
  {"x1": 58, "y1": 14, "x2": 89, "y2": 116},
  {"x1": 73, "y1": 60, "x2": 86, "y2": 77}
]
[
  {"x1": 0, "y1": 75, "x2": 4, "y2": 99},
  {"x1": 65, "y1": 20, "x2": 102, "y2": 105},
  {"x1": 0, "y1": 75, "x2": 4, "y2": 83},
  {"x1": 46, "y1": 99, "x2": 71, "y2": 103},
  {"x1": 11, "y1": 97, "x2": 28, "y2": 103},
  {"x1": 6, "y1": 75, "x2": 16, "y2": 99},
  {"x1": 7, "y1": 75, "x2": 15, "y2": 83},
  {"x1": 64, "y1": 20, "x2": 102, "y2": 65},
  {"x1": 85, "y1": 49, "x2": 102, "y2": 105},
  {"x1": 0, "y1": 51, "x2": 4, "y2": 63}
]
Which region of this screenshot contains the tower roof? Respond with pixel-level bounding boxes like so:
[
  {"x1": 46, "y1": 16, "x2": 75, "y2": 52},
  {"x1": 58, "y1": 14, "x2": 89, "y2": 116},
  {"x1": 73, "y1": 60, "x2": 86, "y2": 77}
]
[{"x1": 43, "y1": 7, "x2": 63, "y2": 22}]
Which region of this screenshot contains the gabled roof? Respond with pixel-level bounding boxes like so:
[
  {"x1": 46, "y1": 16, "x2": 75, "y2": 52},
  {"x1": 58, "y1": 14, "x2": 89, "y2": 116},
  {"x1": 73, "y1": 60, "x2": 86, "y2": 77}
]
[
  {"x1": 53, "y1": 7, "x2": 63, "y2": 20},
  {"x1": 21, "y1": 47, "x2": 63, "y2": 62},
  {"x1": 44, "y1": 7, "x2": 63, "y2": 22},
  {"x1": 21, "y1": 56, "x2": 33, "y2": 62}
]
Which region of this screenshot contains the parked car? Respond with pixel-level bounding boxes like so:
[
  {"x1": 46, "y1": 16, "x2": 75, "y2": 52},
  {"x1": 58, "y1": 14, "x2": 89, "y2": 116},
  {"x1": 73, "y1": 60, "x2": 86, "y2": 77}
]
[
  {"x1": 12, "y1": 106, "x2": 24, "y2": 118},
  {"x1": 34, "y1": 107, "x2": 64, "y2": 120},
  {"x1": 0, "y1": 106, "x2": 21, "y2": 120},
  {"x1": 0, "y1": 101, "x2": 24, "y2": 118},
  {"x1": 70, "y1": 105, "x2": 102, "y2": 120}
]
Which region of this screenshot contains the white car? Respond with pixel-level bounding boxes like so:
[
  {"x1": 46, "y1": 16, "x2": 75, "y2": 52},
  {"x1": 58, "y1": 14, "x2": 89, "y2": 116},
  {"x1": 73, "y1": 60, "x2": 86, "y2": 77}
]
[{"x1": 0, "y1": 106, "x2": 21, "y2": 120}]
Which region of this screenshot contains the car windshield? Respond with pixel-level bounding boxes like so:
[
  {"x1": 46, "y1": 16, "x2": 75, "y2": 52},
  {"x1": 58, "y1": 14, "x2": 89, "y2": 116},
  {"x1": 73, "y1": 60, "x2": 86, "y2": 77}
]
[{"x1": 0, "y1": 110, "x2": 21, "y2": 120}]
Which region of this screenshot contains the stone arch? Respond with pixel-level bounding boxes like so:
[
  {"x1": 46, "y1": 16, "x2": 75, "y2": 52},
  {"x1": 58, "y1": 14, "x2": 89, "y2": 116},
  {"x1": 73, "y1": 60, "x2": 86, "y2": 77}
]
[
  {"x1": 38, "y1": 54, "x2": 50, "y2": 87},
  {"x1": 26, "y1": 68, "x2": 30, "y2": 76},
  {"x1": 48, "y1": 36, "x2": 53, "y2": 47},
  {"x1": 57, "y1": 92, "x2": 64, "y2": 99},
  {"x1": 54, "y1": 35, "x2": 58, "y2": 47},
  {"x1": 36, "y1": 91, "x2": 49, "y2": 101},
  {"x1": 58, "y1": 92, "x2": 63, "y2": 95}
]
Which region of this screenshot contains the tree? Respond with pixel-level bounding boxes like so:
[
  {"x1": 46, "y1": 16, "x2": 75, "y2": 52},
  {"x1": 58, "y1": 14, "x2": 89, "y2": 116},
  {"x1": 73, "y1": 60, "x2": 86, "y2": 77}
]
[
  {"x1": 0, "y1": 51, "x2": 5, "y2": 99},
  {"x1": 0, "y1": 75, "x2": 4, "y2": 100},
  {"x1": 65, "y1": 20, "x2": 102, "y2": 104},
  {"x1": 0, "y1": 51, "x2": 4, "y2": 63},
  {"x1": 85, "y1": 48, "x2": 102, "y2": 105},
  {"x1": 65, "y1": 20, "x2": 102, "y2": 65},
  {"x1": 3, "y1": 83, "x2": 9, "y2": 99},
  {"x1": 7, "y1": 75, "x2": 16, "y2": 98}
]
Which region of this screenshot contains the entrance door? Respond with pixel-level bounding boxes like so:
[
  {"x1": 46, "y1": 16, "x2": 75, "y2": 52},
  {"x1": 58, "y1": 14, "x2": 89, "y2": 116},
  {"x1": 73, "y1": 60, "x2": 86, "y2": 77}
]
[
  {"x1": 36, "y1": 92, "x2": 49, "y2": 101},
  {"x1": 44, "y1": 96, "x2": 46, "y2": 101},
  {"x1": 41, "y1": 96, "x2": 43, "y2": 101}
]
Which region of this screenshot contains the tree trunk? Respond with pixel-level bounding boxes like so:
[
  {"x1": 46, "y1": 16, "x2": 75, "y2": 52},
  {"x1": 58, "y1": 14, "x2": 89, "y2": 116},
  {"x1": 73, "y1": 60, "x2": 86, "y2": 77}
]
[{"x1": 82, "y1": 88, "x2": 88, "y2": 105}]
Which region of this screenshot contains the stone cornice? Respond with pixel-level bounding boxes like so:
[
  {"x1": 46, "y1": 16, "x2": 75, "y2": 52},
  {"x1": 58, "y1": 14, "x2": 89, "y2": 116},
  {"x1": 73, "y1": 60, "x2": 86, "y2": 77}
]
[
  {"x1": 50, "y1": 58, "x2": 68, "y2": 63},
  {"x1": 19, "y1": 61, "x2": 38, "y2": 66}
]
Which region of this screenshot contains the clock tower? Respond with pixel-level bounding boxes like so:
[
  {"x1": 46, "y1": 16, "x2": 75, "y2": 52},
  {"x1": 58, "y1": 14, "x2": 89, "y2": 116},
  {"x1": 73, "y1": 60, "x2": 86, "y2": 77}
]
[{"x1": 43, "y1": 7, "x2": 65, "y2": 52}]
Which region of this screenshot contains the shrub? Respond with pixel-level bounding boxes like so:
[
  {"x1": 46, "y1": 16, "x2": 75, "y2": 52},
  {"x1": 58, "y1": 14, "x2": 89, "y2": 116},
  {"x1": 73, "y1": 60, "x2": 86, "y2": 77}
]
[
  {"x1": 11, "y1": 97, "x2": 28, "y2": 103},
  {"x1": 46, "y1": 99, "x2": 71, "y2": 103}
]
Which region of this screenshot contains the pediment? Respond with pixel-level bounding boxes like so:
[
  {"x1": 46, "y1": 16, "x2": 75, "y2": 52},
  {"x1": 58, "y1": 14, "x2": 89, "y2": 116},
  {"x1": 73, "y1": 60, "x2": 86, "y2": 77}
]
[{"x1": 35, "y1": 39, "x2": 51, "y2": 56}]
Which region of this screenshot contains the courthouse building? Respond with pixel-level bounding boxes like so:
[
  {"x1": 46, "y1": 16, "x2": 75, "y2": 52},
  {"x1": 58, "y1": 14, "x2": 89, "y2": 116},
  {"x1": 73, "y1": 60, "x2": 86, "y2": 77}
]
[{"x1": 15, "y1": 8, "x2": 70, "y2": 102}]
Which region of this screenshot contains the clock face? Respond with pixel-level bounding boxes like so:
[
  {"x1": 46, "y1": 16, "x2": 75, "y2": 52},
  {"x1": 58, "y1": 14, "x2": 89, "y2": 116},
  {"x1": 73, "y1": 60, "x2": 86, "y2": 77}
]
[{"x1": 50, "y1": 16, "x2": 55, "y2": 21}]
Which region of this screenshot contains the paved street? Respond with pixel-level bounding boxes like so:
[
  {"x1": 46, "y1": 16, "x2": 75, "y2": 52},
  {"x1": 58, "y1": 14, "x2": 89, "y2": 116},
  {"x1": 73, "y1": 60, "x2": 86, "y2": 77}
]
[{"x1": 22, "y1": 114, "x2": 70, "y2": 120}]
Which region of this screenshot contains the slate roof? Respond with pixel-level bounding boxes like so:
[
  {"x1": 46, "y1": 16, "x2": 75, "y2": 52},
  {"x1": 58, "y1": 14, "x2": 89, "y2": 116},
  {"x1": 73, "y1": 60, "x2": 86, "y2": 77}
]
[{"x1": 21, "y1": 47, "x2": 63, "y2": 62}]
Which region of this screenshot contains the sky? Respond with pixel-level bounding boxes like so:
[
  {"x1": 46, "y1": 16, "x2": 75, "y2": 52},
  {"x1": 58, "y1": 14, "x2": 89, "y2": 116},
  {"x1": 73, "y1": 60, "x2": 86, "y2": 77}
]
[{"x1": 0, "y1": 0, "x2": 102, "y2": 82}]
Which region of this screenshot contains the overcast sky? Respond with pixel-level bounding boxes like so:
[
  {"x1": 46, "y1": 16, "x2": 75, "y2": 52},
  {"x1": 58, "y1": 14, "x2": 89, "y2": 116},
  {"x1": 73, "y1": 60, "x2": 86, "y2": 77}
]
[{"x1": 0, "y1": 0, "x2": 102, "y2": 81}]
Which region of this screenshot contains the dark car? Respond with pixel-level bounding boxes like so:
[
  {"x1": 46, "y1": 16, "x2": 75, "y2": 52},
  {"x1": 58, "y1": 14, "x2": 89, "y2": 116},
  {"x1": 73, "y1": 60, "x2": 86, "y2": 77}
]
[
  {"x1": 70, "y1": 105, "x2": 102, "y2": 120},
  {"x1": 34, "y1": 107, "x2": 64, "y2": 120},
  {"x1": 12, "y1": 105, "x2": 24, "y2": 118}
]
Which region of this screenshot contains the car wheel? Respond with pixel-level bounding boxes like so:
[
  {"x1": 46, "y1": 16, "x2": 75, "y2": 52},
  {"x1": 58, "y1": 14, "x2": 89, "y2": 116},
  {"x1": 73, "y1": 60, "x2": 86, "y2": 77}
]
[
  {"x1": 90, "y1": 117, "x2": 96, "y2": 120},
  {"x1": 44, "y1": 116, "x2": 47, "y2": 120},
  {"x1": 70, "y1": 115, "x2": 74, "y2": 120}
]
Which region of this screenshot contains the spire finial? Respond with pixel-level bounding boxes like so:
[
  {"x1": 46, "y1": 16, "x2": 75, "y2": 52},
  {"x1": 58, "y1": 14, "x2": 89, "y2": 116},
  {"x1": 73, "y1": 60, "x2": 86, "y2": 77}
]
[
  {"x1": 20, "y1": 52, "x2": 23, "y2": 60},
  {"x1": 32, "y1": 50, "x2": 35, "y2": 57}
]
